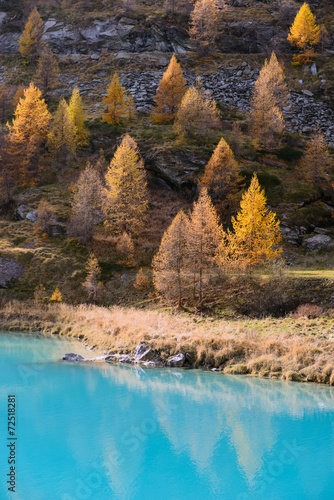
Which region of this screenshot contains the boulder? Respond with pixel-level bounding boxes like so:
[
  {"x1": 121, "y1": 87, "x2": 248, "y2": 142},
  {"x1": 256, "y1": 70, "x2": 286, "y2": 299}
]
[
  {"x1": 26, "y1": 210, "x2": 38, "y2": 222},
  {"x1": 15, "y1": 205, "x2": 30, "y2": 220},
  {"x1": 133, "y1": 343, "x2": 156, "y2": 362},
  {"x1": 119, "y1": 354, "x2": 132, "y2": 363},
  {"x1": 303, "y1": 234, "x2": 332, "y2": 251},
  {"x1": 0, "y1": 258, "x2": 24, "y2": 287},
  {"x1": 310, "y1": 63, "x2": 317, "y2": 76},
  {"x1": 62, "y1": 353, "x2": 84, "y2": 361},
  {"x1": 105, "y1": 353, "x2": 132, "y2": 363},
  {"x1": 167, "y1": 353, "x2": 185, "y2": 367}
]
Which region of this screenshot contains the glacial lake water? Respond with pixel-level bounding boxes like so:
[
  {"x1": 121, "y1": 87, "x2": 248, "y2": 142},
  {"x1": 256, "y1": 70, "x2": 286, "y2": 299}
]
[{"x1": 1, "y1": 333, "x2": 334, "y2": 500}]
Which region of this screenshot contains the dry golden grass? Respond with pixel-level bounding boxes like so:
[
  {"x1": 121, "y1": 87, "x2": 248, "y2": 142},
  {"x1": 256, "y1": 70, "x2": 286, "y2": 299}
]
[{"x1": 1, "y1": 301, "x2": 334, "y2": 385}]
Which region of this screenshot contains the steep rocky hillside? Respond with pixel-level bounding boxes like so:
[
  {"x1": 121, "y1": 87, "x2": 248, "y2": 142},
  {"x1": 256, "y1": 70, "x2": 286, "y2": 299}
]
[{"x1": 1, "y1": 0, "x2": 334, "y2": 306}]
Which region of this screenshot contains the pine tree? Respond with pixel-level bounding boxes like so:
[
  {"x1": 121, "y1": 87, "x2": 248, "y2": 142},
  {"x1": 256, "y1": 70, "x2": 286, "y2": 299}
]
[
  {"x1": 19, "y1": 7, "x2": 44, "y2": 62},
  {"x1": 151, "y1": 55, "x2": 187, "y2": 123},
  {"x1": 250, "y1": 67, "x2": 285, "y2": 149},
  {"x1": 174, "y1": 86, "x2": 220, "y2": 138},
  {"x1": 153, "y1": 210, "x2": 189, "y2": 306},
  {"x1": 7, "y1": 83, "x2": 51, "y2": 184},
  {"x1": 82, "y1": 254, "x2": 104, "y2": 304},
  {"x1": 187, "y1": 188, "x2": 222, "y2": 305},
  {"x1": 125, "y1": 93, "x2": 137, "y2": 122},
  {"x1": 48, "y1": 98, "x2": 77, "y2": 170},
  {"x1": 201, "y1": 137, "x2": 240, "y2": 216},
  {"x1": 104, "y1": 134, "x2": 148, "y2": 234},
  {"x1": 287, "y1": 2, "x2": 320, "y2": 64},
  {"x1": 300, "y1": 130, "x2": 331, "y2": 184},
  {"x1": 69, "y1": 164, "x2": 104, "y2": 243},
  {"x1": 68, "y1": 86, "x2": 89, "y2": 146},
  {"x1": 189, "y1": 0, "x2": 221, "y2": 53},
  {"x1": 34, "y1": 46, "x2": 60, "y2": 99},
  {"x1": 101, "y1": 73, "x2": 128, "y2": 126},
  {"x1": 218, "y1": 174, "x2": 282, "y2": 272}
]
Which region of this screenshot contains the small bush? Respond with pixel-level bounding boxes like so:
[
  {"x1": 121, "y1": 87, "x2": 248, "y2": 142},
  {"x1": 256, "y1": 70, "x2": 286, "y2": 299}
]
[
  {"x1": 50, "y1": 287, "x2": 62, "y2": 303},
  {"x1": 133, "y1": 269, "x2": 150, "y2": 291},
  {"x1": 277, "y1": 145, "x2": 303, "y2": 162},
  {"x1": 292, "y1": 303, "x2": 323, "y2": 319}
]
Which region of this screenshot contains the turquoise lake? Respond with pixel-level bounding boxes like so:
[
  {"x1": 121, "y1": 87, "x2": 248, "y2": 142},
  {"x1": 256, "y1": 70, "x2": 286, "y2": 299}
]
[{"x1": 1, "y1": 332, "x2": 334, "y2": 500}]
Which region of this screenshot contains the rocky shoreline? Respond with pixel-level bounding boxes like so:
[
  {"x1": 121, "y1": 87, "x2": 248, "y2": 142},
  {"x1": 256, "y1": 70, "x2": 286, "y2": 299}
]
[{"x1": 63, "y1": 343, "x2": 189, "y2": 369}]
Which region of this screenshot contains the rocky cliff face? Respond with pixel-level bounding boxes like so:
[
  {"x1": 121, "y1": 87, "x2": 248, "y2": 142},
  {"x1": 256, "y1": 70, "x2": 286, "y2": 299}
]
[{"x1": 0, "y1": 14, "x2": 190, "y2": 55}]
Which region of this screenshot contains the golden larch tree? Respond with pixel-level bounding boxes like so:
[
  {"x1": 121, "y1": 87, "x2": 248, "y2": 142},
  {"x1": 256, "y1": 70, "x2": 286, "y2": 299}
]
[
  {"x1": 48, "y1": 98, "x2": 77, "y2": 170},
  {"x1": 186, "y1": 188, "x2": 222, "y2": 305},
  {"x1": 19, "y1": 7, "x2": 44, "y2": 62},
  {"x1": 250, "y1": 68, "x2": 285, "y2": 149},
  {"x1": 300, "y1": 130, "x2": 331, "y2": 185},
  {"x1": 69, "y1": 164, "x2": 104, "y2": 243},
  {"x1": 68, "y1": 86, "x2": 89, "y2": 146},
  {"x1": 201, "y1": 137, "x2": 240, "y2": 216},
  {"x1": 101, "y1": 73, "x2": 128, "y2": 126},
  {"x1": 151, "y1": 55, "x2": 187, "y2": 124},
  {"x1": 287, "y1": 2, "x2": 320, "y2": 64},
  {"x1": 218, "y1": 174, "x2": 282, "y2": 272},
  {"x1": 153, "y1": 210, "x2": 190, "y2": 306},
  {"x1": 34, "y1": 46, "x2": 60, "y2": 99},
  {"x1": 189, "y1": 0, "x2": 221, "y2": 53},
  {"x1": 7, "y1": 82, "x2": 51, "y2": 184},
  {"x1": 104, "y1": 134, "x2": 148, "y2": 234},
  {"x1": 174, "y1": 86, "x2": 220, "y2": 137},
  {"x1": 260, "y1": 52, "x2": 290, "y2": 113}
]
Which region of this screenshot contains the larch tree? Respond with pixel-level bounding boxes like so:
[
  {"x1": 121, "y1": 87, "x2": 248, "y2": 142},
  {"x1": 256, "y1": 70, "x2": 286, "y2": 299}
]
[
  {"x1": 34, "y1": 47, "x2": 60, "y2": 99},
  {"x1": 125, "y1": 93, "x2": 137, "y2": 122},
  {"x1": 260, "y1": 52, "x2": 290, "y2": 114},
  {"x1": 19, "y1": 7, "x2": 44, "y2": 62},
  {"x1": 68, "y1": 164, "x2": 104, "y2": 243},
  {"x1": 7, "y1": 82, "x2": 51, "y2": 184},
  {"x1": 68, "y1": 86, "x2": 89, "y2": 147},
  {"x1": 174, "y1": 86, "x2": 220, "y2": 138},
  {"x1": 218, "y1": 174, "x2": 282, "y2": 273},
  {"x1": 287, "y1": 2, "x2": 320, "y2": 64},
  {"x1": 48, "y1": 98, "x2": 77, "y2": 169},
  {"x1": 0, "y1": 86, "x2": 11, "y2": 121},
  {"x1": 189, "y1": 0, "x2": 221, "y2": 54},
  {"x1": 153, "y1": 210, "x2": 189, "y2": 306},
  {"x1": 104, "y1": 134, "x2": 149, "y2": 234},
  {"x1": 186, "y1": 188, "x2": 222, "y2": 306},
  {"x1": 82, "y1": 254, "x2": 104, "y2": 304},
  {"x1": 250, "y1": 68, "x2": 284, "y2": 149},
  {"x1": 201, "y1": 137, "x2": 240, "y2": 218},
  {"x1": 300, "y1": 130, "x2": 331, "y2": 185},
  {"x1": 0, "y1": 137, "x2": 16, "y2": 205},
  {"x1": 151, "y1": 55, "x2": 187, "y2": 123},
  {"x1": 101, "y1": 73, "x2": 128, "y2": 126}
]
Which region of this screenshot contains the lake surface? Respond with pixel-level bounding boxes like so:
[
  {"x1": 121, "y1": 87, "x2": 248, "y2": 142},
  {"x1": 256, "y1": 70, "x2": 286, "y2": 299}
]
[{"x1": 1, "y1": 333, "x2": 334, "y2": 500}]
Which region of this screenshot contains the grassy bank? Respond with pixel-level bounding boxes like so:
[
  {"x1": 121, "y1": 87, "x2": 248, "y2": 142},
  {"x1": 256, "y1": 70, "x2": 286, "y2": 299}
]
[{"x1": 1, "y1": 301, "x2": 334, "y2": 385}]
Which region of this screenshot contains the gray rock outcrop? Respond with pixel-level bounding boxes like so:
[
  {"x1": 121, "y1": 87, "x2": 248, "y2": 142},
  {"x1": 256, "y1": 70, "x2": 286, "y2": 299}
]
[
  {"x1": 167, "y1": 353, "x2": 185, "y2": 367},
  {"x1": 303, "y1": 234, "x2": 333, "y2": 251},
  {"x1": 0, "y1": 258, "x2": 25, "y2": 287}
]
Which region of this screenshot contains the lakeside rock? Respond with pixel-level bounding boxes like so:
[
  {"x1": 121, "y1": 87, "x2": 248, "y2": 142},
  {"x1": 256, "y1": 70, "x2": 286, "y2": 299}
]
[
  {"x1": 62, "y1": 353, "x2": 84, "y2": 361},
  {"x1": 167, "y1": 353, "x2": 185, "y2": 367}
]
